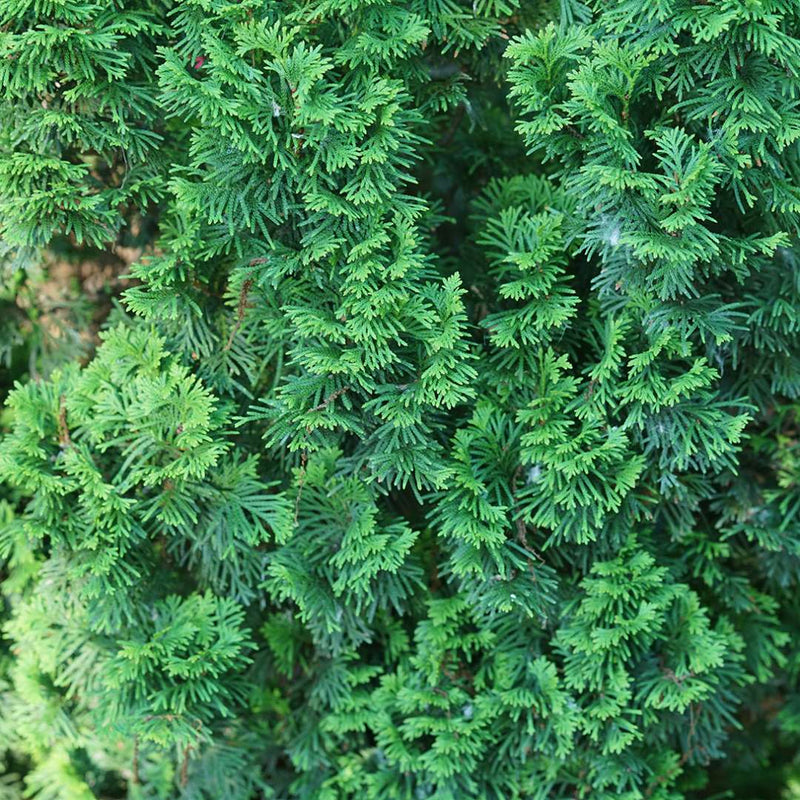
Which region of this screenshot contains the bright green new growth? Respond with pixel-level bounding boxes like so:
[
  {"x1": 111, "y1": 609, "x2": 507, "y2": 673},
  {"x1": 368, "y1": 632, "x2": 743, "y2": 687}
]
[{"x1": 3, "y1": 1, "x2": 800, "y2": 798}]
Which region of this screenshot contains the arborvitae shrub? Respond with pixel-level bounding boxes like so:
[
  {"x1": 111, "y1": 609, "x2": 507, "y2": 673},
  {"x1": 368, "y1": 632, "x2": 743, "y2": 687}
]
[{"x1": 4, "y1": 0, "x2": 800, "y2": 798}]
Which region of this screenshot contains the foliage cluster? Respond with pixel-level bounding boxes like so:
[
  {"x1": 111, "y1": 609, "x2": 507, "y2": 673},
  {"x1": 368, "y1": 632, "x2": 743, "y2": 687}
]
[{"x1": 3, "y1": 1, "x2": 800, "y2": 798}]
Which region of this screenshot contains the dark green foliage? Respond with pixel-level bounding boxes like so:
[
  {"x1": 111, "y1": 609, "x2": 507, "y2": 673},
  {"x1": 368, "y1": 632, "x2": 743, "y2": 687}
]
[{"x1": 3, "y1": 1, "x2": 800, "y2": 798}]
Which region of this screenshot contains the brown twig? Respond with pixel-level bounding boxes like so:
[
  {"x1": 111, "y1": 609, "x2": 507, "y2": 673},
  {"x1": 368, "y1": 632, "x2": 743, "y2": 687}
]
[
  {"x1": 309, "y1": 386, "x2": 349, "y2": 414},
  {"x1": 510, "y1": 463, "x2": 545, "y2": 573},
  {"x1": 180, "y1": 744, "x2": 192, "y2": 788},
  {"x1": 132, "y1": 736, "x2": 140, "y2": 786},
  {"x1": 644, "y1": 703, "x2": 699, "y2": 796},
  {"x1": 510, "y1": 464, "x2": 527, "y2": 542},
  {"x1": 224, "y1": 278, "x2": 254, "y2": 351},
  {"x1": 294, "y1": 449, "x2": 308, "y2": 526},
  {"x1": 57, "y1": 394, "x2": 72, "y2": 448},
  {"x1": 564, "y1": 123, "x2": 585, "y2": 140}
]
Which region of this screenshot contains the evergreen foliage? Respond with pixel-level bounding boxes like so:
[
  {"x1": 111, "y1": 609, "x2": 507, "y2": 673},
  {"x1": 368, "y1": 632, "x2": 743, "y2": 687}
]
[{"x1": 3, "y1": 1, "x2": 800, "y2": 798}]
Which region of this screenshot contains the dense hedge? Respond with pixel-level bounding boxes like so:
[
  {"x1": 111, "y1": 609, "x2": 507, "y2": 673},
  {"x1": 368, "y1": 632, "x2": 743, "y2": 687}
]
[{"x1": 3, "y1": 1, "x2": 800, "y2": 798}]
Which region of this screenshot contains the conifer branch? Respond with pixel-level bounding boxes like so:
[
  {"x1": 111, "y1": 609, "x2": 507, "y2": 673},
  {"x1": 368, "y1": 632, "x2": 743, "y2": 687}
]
[{"x1": 1, "y1": 2, "x2": 799, "y2": 798}]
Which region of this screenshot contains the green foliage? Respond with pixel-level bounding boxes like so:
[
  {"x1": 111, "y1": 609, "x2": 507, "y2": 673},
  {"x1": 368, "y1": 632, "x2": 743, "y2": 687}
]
[{"x1": 4, "y1": 1, "x2": 800, "y2": 799}]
